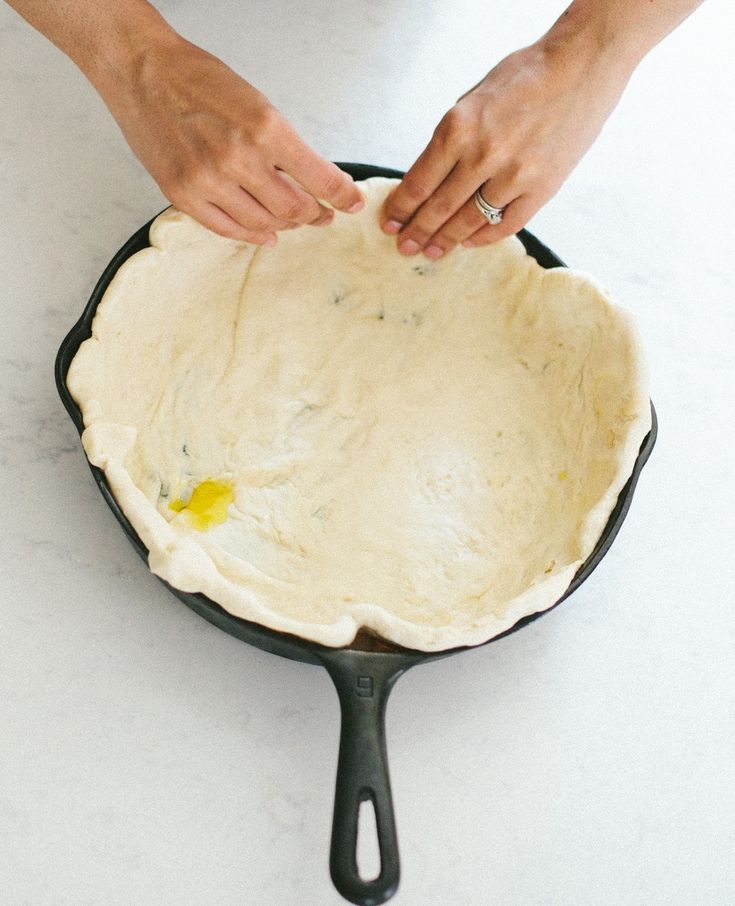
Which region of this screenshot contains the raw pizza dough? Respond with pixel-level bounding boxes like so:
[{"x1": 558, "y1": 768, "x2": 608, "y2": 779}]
[{"x1": 68, "y1": 177, "x2": 650, "y2": 651}]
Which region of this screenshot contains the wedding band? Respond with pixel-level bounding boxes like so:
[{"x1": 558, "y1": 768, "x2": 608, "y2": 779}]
[{"x1": 473, "y1": 188, "x2": 505, "y2": 225}]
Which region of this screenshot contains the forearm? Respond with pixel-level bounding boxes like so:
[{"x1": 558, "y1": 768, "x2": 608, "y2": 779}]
[
  {"x1": 3, "y1": 0, "x2": 178, "y2": 93},
  {"x1": 542, "y1": 0, "x2": 705, "y2": 74}
]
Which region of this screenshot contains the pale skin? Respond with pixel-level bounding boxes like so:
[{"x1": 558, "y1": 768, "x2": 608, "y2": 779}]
[{"x1": 6, "y1": 0, "x2": 704, "y2": 253}]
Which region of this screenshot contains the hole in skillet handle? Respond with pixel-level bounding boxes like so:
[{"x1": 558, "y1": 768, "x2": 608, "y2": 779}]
[{"x1": 357, "y1": 797, "x2": 381, "y2": 882}]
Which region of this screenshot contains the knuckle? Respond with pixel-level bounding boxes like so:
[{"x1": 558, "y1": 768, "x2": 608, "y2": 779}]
[
  {"x1": 506, "y1": 156, "x2": 526, "y2": 183},
  {"x1": 475, "y1": 145, "x2": 498, "y2": 172},
  {"x1": 310, "y1": 207, "x2": 334, "y2": 226},
  {"x1": 280, "y1": 196, "x2": 314, "y2": 223},
  {"x1": 251, "y1": 106, "x2": 283, "y2": 145},
  {"x1": 434, "y1": 114, "x2": 455, "y2": 142},
  {"x1": 247, "y1": 213, "x2": 275, "y2": 233},
  {"x1": 386, "y1": 199, "x2": 412, "y2": 222},
  {"x1": 217, "y1": 135, "x2": 242, "y2": 168},
  {"x1": 221, "y1": 151, "x2": 254, "y2": 184},
  {"x1": 435, "y1": 105, "x2": 470, "y2": 144},
  {"x1": 224, "y1": 226, "x2": 250, "y2": 242},
  {"x1": 494, "y1": 158, "x2": 525, "y2": 191},
  {"x1": 441, "y1": 105, "x2": 465, "y2": 130},
  {"x1": 433, "y1": 225, "x2": 462, "y2": 247},
  {"x1": 400, "y1": 172, "x2": 431, "y2": 202},
  {"x1": 246, "y1": 233, "x2": 273, "y2": 246},
  {"x1": 319, "y1": 168, "x2": 349, "y2": 201},
  {"x1": 164, "y1": 166, "x2": 216, "y2": 201},
  {"x1": 519, "y1": 157, "x2": 546, "y2": 187},
  {"x1": 430, "y1": 196, "x2": 455, "y2": 219},
  {"x1": 458, "y1": 139, "x2": 498, "y2": 178}
]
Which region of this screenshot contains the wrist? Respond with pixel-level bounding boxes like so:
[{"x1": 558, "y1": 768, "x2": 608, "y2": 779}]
[
  {"x1": 538, "y1": 3, "x2": 646, "y2": 86},
  {"x1": 70, "y1": 3, "x2": 181, "y2": 98}
]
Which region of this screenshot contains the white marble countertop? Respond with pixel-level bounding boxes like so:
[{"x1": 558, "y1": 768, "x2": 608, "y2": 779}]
[{"x1": 2, "y1": 2, "x2": 734, "y2": 904}]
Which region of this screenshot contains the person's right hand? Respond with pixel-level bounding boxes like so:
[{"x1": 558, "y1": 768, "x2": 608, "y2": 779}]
[{"x1": 96, "y1": 34, "x2": 364, "y2": 244}]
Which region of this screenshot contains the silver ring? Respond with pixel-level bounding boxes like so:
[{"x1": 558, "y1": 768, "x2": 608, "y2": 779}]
[{"x1": 473, "y1": 188, "x2": 505, "y2": 225}]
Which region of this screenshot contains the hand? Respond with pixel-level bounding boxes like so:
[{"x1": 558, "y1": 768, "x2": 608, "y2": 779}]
[
  {"x1": 380, "y1": 36, "x2": 633, "y2": 258},
  {"x1": 97, "y1": 35, "x2": 364, "y2": 244}
]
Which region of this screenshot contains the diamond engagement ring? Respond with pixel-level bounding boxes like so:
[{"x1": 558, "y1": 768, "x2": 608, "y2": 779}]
[{"x1": 473, "y1": 188, "x2": 505, "y2": 225}]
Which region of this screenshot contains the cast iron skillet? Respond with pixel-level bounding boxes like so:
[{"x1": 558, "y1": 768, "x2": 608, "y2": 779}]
[{"x1": 56, "y1": 163, "x2": 657, "y2": 906}]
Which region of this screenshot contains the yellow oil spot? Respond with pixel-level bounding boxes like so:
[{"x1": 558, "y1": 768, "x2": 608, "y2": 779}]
[
  {"x1": 557, "y1": 470, "x2": 568, "y2": 481},
  {"x1": 170, "y1": 479, "x2": 234, "y2": 531}
]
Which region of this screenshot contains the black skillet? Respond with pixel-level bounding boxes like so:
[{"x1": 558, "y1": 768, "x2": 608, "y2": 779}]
[{"x1": 56, "y1": 162, "x2": 657, "y2": 906}]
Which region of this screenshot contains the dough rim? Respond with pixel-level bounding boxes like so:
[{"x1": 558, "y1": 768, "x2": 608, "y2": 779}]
[{"x1": 68, "y1": 178, "x2": 651, "y2": 652}]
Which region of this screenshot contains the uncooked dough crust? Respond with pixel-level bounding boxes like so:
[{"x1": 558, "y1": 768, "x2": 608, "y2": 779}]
[{"x1": 68, "y1": 177, "x2": 650, "y2": 651}]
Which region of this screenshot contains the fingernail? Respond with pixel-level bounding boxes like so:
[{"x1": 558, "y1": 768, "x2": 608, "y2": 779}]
[
  {"x1": 383, "y1": 219, "x2": 403, "y2": 235},
  {"x1": 461, "y1": 240, "x2": 475, "y2": 248},
  {"x1": 347, "y1": 199, "x2": 365, "y2": 213},
  {"x1": 424, "y1": 244, "x2": 444, "y2": 259},
  {"x1": 263, "y1": 236, "x2": 277, "y2": 248},
  {"x1": 398, "y1": 238, "x2": 421, "y2": 255}
]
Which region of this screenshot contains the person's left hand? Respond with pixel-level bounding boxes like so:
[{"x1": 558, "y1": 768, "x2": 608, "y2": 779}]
[{"x1": 380, "y1": 37, "x2": 633, "y2": 258}]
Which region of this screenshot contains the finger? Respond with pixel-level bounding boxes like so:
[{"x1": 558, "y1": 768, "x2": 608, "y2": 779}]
[
  {"x1": 393, "y1": 161, "x2": 484, "y2": 255},
  {"x1": 462, "y1": 194, "x2": 539, "y2": 247},
  {"x1": 213, "y1": 184, "x2": 294, "y2": 234},
  {"x1": 275, "y1": 135, "x2": 364, "y2": 213},
  {"x1": 420, "y1": 179, "x2": 521, "y2": 259},
  {"x1": 189, "y1": 200, "x2": 278, "y2": 246},
  {"x1": 380, "y1": 141, "x2": 457, "y2": 234},
  {"x1": 247, "y1": 166, "x2": 336, "y2": 225}
]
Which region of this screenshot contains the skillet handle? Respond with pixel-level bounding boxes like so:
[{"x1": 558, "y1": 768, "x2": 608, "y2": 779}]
[{"x1": 318, "y1": 649, "x2": 415, "y2": 906}]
